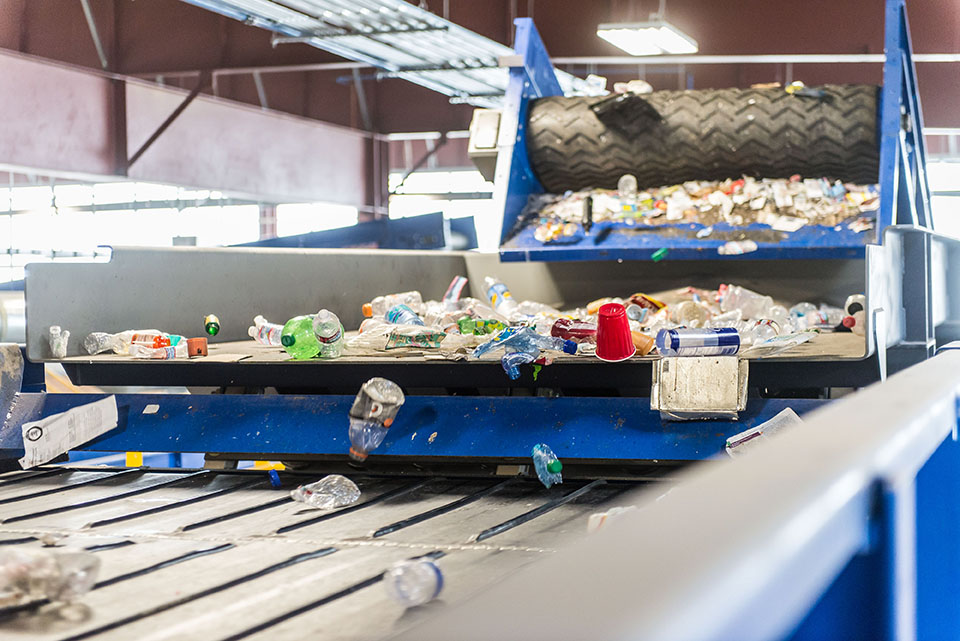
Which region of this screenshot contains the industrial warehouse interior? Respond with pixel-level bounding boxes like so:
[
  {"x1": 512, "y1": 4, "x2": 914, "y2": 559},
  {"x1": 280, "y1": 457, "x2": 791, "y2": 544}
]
[{"x1": 0, "y1": 0, "x2": 957, "y2": 639}]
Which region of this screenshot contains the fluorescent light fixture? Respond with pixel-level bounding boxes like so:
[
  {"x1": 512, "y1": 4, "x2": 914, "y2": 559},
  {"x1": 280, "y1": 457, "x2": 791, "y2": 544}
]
[{"x1": 597, "y1": 20, "x2": 698, "y2": 56}]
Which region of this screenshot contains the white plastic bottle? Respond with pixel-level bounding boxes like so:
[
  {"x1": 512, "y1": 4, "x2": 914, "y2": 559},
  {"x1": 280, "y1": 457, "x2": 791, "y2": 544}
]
[
  {"x1": 483, "y1": 276, "x2": 519, "y2": 318},
  {"x1": 383, "y1": 558, "x2": 443, "y2": 608}
]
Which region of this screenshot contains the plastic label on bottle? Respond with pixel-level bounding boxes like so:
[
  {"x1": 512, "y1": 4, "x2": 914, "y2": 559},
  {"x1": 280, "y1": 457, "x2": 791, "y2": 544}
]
[
  {"x1": 486, "y1": 282, "x2": 511, "y2": 309},
  {"x1": 317, "y1": 325, "x2": 343, "y2": 344}
]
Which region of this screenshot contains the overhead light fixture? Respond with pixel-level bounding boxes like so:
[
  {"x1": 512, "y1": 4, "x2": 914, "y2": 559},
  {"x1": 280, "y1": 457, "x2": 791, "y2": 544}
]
[{"x1": 597, "y1": 20, "x2": 698, "y2": 56}]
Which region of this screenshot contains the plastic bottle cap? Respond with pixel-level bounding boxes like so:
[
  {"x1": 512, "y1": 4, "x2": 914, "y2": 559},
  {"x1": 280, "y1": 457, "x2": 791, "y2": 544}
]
[
  {"x1": 281, "y1": 334, "x2": 295, "y2": 347},
  {"x1": 362, "y1": 303, "x2": 373, "y2": 317},
  {"x1": 562, "y1": 340, "x2": 578, "y2": 355},
  {"x1": 842, "y1": 315, "x2": 856, "y2": 329},
  {"x1": 547, "y1": 459, "x2": 563, "y2": 473}
]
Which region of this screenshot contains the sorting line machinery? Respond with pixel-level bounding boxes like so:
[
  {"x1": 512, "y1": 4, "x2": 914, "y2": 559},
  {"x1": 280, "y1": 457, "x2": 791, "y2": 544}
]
[{"x1": 0, "y1": 1, "x2": 957, "y2": 639}]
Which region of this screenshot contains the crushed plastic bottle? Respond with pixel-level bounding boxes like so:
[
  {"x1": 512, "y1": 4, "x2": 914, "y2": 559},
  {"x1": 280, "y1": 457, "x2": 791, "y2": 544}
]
[
  {"x1": 587, "y1": 505, "x2": 637, "y2": 533},
  {"x1": 248, "y1": 315, "x2": 283, "y2": 346},
  {"x1": 130, "y1": 342, "x2": 188, "y2": 360},
  {"x1": 805, "y1": 305, "x2": 845, "y2": 329},
  {"x1": 348, "y1": 378, "x2": 405, "y2": 461},
  {"x1": 281, "y1": 315, "x2": 321, "y2": 360},
  {"x1": 350, "y1": 320, "x2": 446, "y2": 351},
  {"x1": 656, "y1": 327, "x2": 741, "y2": 357},
  {"x1": 383, "y1": 558, "x2": 443, "y2": 608},
  {"x1": 739, "y1": 331, "x2": 816, "y2": 358},
  {"x1": 385, "y1": 304, "x2": 425, "y2": 326},
  {"x1": 130, "y1": 331, "x2": 179, "y2": 349},
  {"x1": 789, "y1": 302, "x2": 818, "y2": 326},
  {"x1": 473, "y1": 327, "x2": 577, "y2": 380},
  {"x1": 442, "y1": 276, "x2": 468, "y2": 310},
  {"x1": 718, "y1": 240, "x2": 758, "y2": 255},
  {"x1": 531, "y1": 443, "x2": 563, "y2": 488},
  {"x1": 312, "y1": 309, "x2": 344, "y2": 359},
  {"x1": 0, "y1": 548, "x2": 100, "y2": 604},
  {"x1": 483, "y1": 276, "x2": 519, "y2": 318},
  {"x1": 83, "y1": 329, "x2": 161, "y2": 355},
  {"x1": 48, "y1": 326, "x2": 69, "y2": 359},
  {"x1": 363, "y1": 291, "x2": 424, "y2": 319},
  {"x1": 721, "y1": 285, "x2": 774, "y2": 319},
  {"x1": 290, "y1": 474, "x2": 360, "y2": 509},
  {"x1": 551, "y1": 318, "x2": 597, "y2": 343}
]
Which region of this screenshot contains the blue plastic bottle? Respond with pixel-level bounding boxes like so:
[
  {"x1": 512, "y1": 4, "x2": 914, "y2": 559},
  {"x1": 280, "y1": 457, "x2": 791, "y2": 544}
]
[
  {"x1": 473, "y1": 327, "x2": 577, "y2": 380},
  {"x1": 385, "y1": 304, "x2": 425, "y2": 326}
]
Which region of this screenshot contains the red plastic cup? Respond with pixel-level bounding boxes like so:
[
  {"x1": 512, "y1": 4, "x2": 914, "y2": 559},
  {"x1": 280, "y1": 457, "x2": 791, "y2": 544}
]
[{"x1": 596, "y1": 303, "x2": 636, "y2": 362}]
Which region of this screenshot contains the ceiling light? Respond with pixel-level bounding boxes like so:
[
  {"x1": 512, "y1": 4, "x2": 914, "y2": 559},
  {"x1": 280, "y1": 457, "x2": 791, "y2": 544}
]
[{"x1": 597, "y1": 20, "x2": 698, "y2": 56}]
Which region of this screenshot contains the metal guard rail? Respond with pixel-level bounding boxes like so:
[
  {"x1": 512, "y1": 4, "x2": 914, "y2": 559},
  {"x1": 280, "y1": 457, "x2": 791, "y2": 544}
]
[{"x1": 396, "y1": 347, "x2": 960, "y2": 641}]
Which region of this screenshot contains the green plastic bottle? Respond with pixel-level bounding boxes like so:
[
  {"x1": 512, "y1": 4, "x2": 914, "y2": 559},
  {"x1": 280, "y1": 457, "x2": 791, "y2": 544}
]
[{"x1": 281, "y1": 315, "x2": 320, "y2": 359}]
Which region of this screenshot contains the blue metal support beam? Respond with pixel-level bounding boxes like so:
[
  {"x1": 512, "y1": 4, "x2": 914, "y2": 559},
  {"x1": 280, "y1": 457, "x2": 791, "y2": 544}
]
[{"x1": 0, "y1": 393, "x2": 826, "y2": 463}]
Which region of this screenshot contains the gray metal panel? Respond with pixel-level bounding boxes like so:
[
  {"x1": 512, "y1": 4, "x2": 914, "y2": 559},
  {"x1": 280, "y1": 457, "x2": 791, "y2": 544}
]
[
  {"x1": 463, "y1": 252, "x2": 866, "y2": 310},
  {"x1": 25, "y1": 247, "x2": 469, "y2": 360}
]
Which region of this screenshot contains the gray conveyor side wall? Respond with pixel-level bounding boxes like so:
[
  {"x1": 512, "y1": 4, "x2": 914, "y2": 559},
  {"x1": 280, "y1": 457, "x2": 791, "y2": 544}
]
[{"x1": 24, "y1": 247, "x2": 864, "y2": 360}]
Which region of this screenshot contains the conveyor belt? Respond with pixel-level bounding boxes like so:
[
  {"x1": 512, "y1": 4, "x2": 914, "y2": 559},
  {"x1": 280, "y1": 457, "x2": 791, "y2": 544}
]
[
  {"x1": 58, "y1": 334, "x2": 875, "y2": 392},
  {"x1": 0, "y1": 467, "x2": 648, "y2": 640}
]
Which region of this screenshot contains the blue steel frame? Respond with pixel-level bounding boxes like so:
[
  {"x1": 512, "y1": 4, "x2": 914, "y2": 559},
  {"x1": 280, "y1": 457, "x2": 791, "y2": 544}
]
[
  {"x1": 497, "y1": 1, "x2": 933, "y2": 262},
  {"x1": 0, "y1": 390, "x2": 826, "y2": 463}
]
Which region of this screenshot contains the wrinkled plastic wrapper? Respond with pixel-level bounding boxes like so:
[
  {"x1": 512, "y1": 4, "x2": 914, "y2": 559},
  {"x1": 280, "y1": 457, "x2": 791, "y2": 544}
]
[
  {"x1": 587, "y1": 505, "x2": 637, "y2": 533},
  {"x1": 740, "y1": 331, "x2": 815, "y2": 358},
  {"x1": 0, "y1": 548, "x2": 101, "y2": 605},
  {"x1": 48, "y1": 326, "x2": 69, "y2": 359},
  {"x1": 726, "y1": 407, "x2": 804, "y2": 458},
  {"x1": 290, "y1": 474, "x2": 361, "y2": 510},
  {"x1": 383, "y1": 558, "x2": 443, "y2": 608}
]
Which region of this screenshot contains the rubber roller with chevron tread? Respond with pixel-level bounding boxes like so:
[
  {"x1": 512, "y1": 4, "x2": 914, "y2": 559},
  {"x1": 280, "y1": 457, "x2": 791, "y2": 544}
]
[{"x1": 525, "y1": 84, "x2": 879, "y2": 192}]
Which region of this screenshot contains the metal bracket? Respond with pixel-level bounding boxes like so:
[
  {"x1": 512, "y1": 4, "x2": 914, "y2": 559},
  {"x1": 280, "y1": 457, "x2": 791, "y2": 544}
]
[
  {"x1": 651, "y1": 356, "x2": 749, "y2": 421},
  {"x1": 127, "y1": 71, "x2": 212, "y2": 168}
]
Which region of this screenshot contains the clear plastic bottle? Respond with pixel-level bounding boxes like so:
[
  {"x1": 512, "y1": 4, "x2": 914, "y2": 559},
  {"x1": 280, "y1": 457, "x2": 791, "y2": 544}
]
[
  {"x1": 290, "y1": 475, "x2": 360, "y2": 509},
  {"x1": 130, "y1": 342, "x2": 188, "y2": 360},
  {"x1": 789, "y1": 302, "x2": 818, "y2": 326},
  {"x1": 720, "y1": 285, "x2": 773, "y2": 319},
  {"x1": 672, "y1": 301, "x2": 710, "y2": 327},
  {"x1": 531, "y1": 443, "x2": 563, "y2": 488},
  {"x1": 48, "y1": 326, "x2": 69, "y2": 359},
  {"x1": 83, "y1": 329, "x2": 161, "y2": 355},
  {"x1": 385, "y1": 304, "x2": 425, "y2": 326},
  {"x1": 248, "y1": 315, "x2": 283, "y2": 346},
  {"x1": 130, "y1": 331, "x2": 174, "y2": 349},
  {"x1": 362, "y1": 291, "x2": 423, "y2": 318},
  {"x1": 483, "y1": 276, "x2": 519, "y2": 318},
  {"x1": 281, "y1": 315, "x2": 321, "y2": 360},
  {"x1": 348, "y1": 378, "x2": 405, "y2": 461},
  {"x1": 312, "y1": 310, "x2": 344, "y2": 359},
  {"x1": 383, "y1": 558, "x2": 443, "y2": 608},
  {"x1": 656, "y1": 327, "x2": 741, "y2": 357},
  {"x1": 806, "y1": 306, "x2": 845, "y2": 329},
  {"x1": 0, "y1": 548, "x2": 100, "y2": 603}
]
